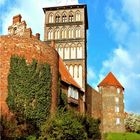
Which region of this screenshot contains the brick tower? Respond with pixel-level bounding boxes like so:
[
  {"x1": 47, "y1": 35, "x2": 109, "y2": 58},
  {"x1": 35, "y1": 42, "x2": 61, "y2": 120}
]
[
  {"x1": 98, "y1": 72, "x2": 125, "y2": 133},
  {"x1": 43, "y1": 5, "x2": 88, "y2": 90}
]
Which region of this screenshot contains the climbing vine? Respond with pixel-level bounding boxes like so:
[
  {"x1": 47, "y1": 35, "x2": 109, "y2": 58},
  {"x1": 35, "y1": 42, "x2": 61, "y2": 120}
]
[{"x1": 7, "y1": 55, "x2": 52, "y2": 127}]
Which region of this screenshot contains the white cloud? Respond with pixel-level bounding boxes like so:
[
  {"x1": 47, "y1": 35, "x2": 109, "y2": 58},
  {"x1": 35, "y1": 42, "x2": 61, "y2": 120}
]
[
  {"x1": 101, "y1": 0, "x2": 140, "y2": 113},
  {"x1": 1, "y1": 0, "x2": 78, "y2": 39},
  {"x1": 87, "y1": 67, "x2": 96, "y2": 81},
  {"x1": 0, "y1": 0, "x2": 6, "y2": 6}
]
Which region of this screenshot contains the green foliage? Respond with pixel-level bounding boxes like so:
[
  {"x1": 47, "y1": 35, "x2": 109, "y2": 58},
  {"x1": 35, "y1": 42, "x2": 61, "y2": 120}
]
[
  {"x1": 125, "y1": 113, "x2": 140, "y2": 133},
  {"x1": 58, "y1": 91, "x2": 68, "y2": 109},
  {"x1": 104, "y1": 132, "x2": 140, "y2": 140},
  {"x1": 0, "y1": 116, "x2": 20, "y2": 139},
  {"x1": 77, "y1": 114, "x2": 101, "y2": 140},
  {"x1": 39, "y1": 110, "x2": 87, "y2": 140},
  {"x1": 7, "y1": 55, "x2": 52, "y2": 127}
]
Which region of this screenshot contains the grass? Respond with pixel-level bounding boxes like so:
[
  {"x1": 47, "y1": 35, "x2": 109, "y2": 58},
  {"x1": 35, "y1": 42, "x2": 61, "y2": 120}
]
[{"x1": 104, "y1": 132, "x2": 140, "y2": 140}]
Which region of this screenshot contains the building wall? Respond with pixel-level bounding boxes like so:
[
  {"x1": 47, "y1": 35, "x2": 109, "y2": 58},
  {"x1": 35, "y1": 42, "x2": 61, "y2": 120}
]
[
  {"x1": 99, "y1": 86, "x2": 125, "y2": 133},
  {"x1": 43, "y1": 5, "x2": 88, "y2": 90},
  {"x1": 86, "y1": 84, "x2": 102, "y2": 119},
  {"x1": 0, "y1": 35, "x2": 59, "y2": 117}
]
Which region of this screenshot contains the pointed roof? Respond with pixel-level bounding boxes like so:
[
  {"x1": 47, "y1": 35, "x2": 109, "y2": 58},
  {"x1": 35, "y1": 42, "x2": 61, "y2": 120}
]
[
  {"x1": 98, "y1": 72, "x2": 124, "y2": 90},
  {"x1": 59, "y1": 57, "x2": 84, "y2": 92}
]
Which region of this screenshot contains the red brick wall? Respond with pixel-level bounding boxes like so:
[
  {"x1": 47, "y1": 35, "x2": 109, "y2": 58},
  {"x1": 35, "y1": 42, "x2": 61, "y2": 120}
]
[
  {"x1": 86, "y1": 84, "x2": 102, "y2": 119},
  {"x1": 0, "y1": 35, "x2": 59, "y2": 117}
]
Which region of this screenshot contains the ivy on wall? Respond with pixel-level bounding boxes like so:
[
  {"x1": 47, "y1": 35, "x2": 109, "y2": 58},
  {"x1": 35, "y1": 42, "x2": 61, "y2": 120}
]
[{"x1": 7, "y1": 55, "x2": 52, "y2": 127}]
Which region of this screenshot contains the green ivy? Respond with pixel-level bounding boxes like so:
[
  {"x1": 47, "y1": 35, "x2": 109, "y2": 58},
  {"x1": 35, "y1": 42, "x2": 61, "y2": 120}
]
[{"x1": 7, "y1": 55, "x2": 52, "y2": 127}]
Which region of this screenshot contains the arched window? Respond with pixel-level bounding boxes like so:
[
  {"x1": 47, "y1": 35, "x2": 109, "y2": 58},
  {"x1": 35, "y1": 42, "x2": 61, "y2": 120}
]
[
  {"x1": 64, "y1": 47, "x2": 69, "y2": 59},
  {"x1": 69, "y1": 65, "x2": 74, "y2": 77},
  {"x1": 62, "y1": 27, "x2": 67, "y2": 39},
  {"x1": 76, "y1": 26, "x2": 81, "y2": 38},
  {"x1": 69, "y1": 12, "x2": 74, "y2": 22},
  {"x1": 77, "y1": 43, "x2": 82, "y2": 58},
  {"x1": 55, "y1": 28, "x2": 60, "y2": 39},
  {"x1": 48, "y1": 13, "x2": 54, "y2": 23},
  {"x1": 68, "y1": 28, "x2": 74, "y2": 38},
  {"x1": 74, "y1": 65, "x2": 78, "y2": 78},
  {"x1": 76, "y1": 11, "x2": 81, "y2": 21},
  {"x1": 78, "y1": 65, "x2": 82, "y2": 87},
  {"x1": 62, "y1": 12, "x2": 67, "y2": 22},
  {"x1": 71, "y1": 44, "x2": 76, "y2": 59},
  {"x1": 58, "y1": 45, "x2": 63, "y2": 59},
  {"x1": 48, "y1": 28, "x2": 53, "y2": 40},
  {"x1": 55, "y1": 13, "x2": 60, "y2": 23}
]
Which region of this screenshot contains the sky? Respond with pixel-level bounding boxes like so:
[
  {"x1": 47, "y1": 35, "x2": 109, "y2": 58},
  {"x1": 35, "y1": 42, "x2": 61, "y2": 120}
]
[{"x1": 0, "y1": 0, "x2": 140, "y2": 114}]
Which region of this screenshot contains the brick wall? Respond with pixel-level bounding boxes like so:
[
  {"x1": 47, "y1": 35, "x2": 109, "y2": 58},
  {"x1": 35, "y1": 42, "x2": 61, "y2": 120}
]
[
  {"x1": 86, "y1": 84, "x2": 102, "y2": 119},
  {"x1": 0, "y1": 35, "x2": 59, "y2": 117}
]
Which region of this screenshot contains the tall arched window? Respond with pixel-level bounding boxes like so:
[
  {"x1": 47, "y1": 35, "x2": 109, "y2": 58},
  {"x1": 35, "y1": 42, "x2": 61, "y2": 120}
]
[
  {"x1": 74, "y1": 65, "x2": 78, "y2": 78},
  {"x1": 58, "y1": 45, "x2": 63, "y2": 59},
  {"x1": 78, "y1": 65, "x2": 82, "y2": 87},
  {"x1": 48, "y1": 28, "x2": 53, "y2": 40},
  {"x1": 68, "y1": 28, "x2": 74, "y2": 38},
  {"x1": 64, "y1": 47, "x2": 69, "y2": 59},
  {"x1": 69, "y1": 65, "x2": 74, "y2": 77},
  {"x1": 48, "y1": 13, "x2": 54, "y2": 23},
  {"x1": 62, "y1": 27, "x2": 67, "y2": 39},
  {"x1": 55, "y1": 28, "x2": 60, "y2": 39},
  {"x1": 71, "y1": 44, "x2": 76, "y2": 59},
  {"x1": 62, "y1": 12, "x2": 67, "y2": 22},
  {"x1": 77, "y1": 43, "x2": 82, "y2": 58},
  {"x1": 76, "y1": 11, "x2": 81, "y2": 21},
  {"x1": 55, "y1": 13, "x2": 60, "y2": 23},
  {"x1": 69, "y1": 12, "x2": 74, "y2": 22},
  {"x1": 76, "y1": 26, "x2": 81, "y2": 38}
]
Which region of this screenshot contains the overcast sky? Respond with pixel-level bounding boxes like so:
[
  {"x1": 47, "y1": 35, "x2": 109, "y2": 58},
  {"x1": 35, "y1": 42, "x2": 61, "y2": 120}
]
[{"x1": 0, "y1": 0, "x2": 140, "y2": 114}]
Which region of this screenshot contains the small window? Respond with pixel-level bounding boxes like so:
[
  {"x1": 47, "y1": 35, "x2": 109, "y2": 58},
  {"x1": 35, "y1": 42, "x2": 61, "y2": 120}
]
[
  {"x1": 117, "y1": 88, "x2": 121, "y2": 94},
  {"x1": 116, "y1": 118, "x2": 120, "y2": 125},
  {"x1": 69, "y1": 12, "x2": 74, "y2": 22},
  {"x1": 49, "y1": 13, "x2": 54, "y2": 23},
  {"x1": 76, "y1": 11, "x2": 81, "y2": 21},
  {"x1": 62, "y1": 13, "x2": 67, "y2": 22},
  {"x1": 115, "y1": 106, "x2": 119, "y2": 112},
  {"x1": 55, "y1": 14, "x2": 60, "y2": 23},
  {"x1": 115, "y1": 97, "x2": 119, "y2": 102}
]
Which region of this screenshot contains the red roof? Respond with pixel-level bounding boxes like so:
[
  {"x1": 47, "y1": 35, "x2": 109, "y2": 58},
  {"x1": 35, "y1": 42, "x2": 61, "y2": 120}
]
[
  {"x1": 59, "y1": 57, "x2": 83, "y2": 92},
  {"x1": 98, "y1": 72, "x2": 124, "y2": 89}
]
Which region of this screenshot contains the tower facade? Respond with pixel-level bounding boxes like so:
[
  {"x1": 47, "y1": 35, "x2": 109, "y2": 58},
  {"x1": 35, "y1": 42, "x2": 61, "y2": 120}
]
[
  {"x1": 98, "y1": 72, "x2": 125, "y2": 133},
  {"x1": 43, "y1": 5, "x2": 88, "y2": 90}
]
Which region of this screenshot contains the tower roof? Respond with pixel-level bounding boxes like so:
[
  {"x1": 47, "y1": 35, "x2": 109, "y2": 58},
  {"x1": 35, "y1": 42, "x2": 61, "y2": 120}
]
[{"x1": 98, "y1": 72, "x2": 124, "y2": 90}]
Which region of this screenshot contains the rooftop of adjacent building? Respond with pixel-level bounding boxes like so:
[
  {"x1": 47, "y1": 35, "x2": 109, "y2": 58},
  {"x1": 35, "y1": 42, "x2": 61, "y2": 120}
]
[{"x1": 98, "y1": 72, "x2": 124, "y2": 90}]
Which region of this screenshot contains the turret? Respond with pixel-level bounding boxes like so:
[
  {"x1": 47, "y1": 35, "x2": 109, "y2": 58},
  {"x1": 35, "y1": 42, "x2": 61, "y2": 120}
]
[{"x1": 98, "y1": 72, "x2": 125, "y2": 133}]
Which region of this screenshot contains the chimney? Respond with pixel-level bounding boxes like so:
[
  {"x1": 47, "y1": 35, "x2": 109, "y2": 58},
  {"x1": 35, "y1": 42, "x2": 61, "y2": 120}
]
[
  {"x1": 13, "y1": 14, "x2": 22, "y2": 24},
  {"x1": 51, "y1": 40, "x2": 55, "y2": 48},
  {"x1": 35, "y1": 33, "x2": 40, "y2": 40}
]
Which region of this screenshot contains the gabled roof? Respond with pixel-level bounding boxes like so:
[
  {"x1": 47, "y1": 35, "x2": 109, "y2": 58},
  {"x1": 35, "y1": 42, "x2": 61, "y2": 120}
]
[
  {"x1": 98, "y1": 72, "x2": 124, "y2": 90},
  {"x1": 59, "y1": 57, "x2": 84, "y2": 92}
]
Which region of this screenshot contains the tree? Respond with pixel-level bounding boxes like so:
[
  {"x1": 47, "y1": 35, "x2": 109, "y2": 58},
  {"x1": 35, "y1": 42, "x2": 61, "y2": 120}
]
[{"x1": 125, "y1": 113, "x2": 140, "y2": 133}]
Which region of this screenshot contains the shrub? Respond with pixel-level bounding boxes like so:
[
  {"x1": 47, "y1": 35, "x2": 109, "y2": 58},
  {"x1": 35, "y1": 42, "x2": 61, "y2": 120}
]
[
  {"x1": 77, "y1": 114, "x2": 101, "y2": 140},
  {"x1": 39, "y1": 110, "x2": 87, "y2": 140}
]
